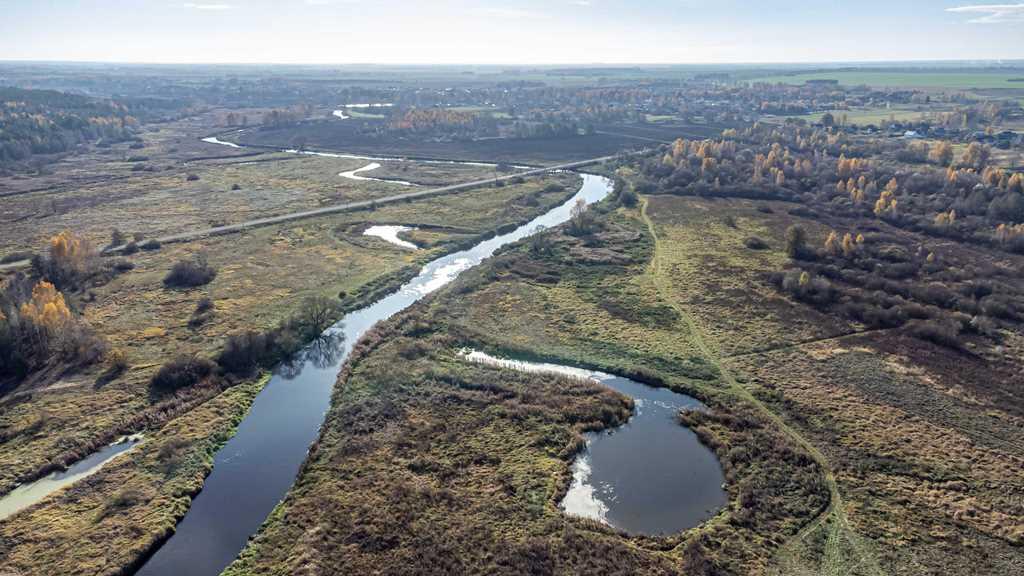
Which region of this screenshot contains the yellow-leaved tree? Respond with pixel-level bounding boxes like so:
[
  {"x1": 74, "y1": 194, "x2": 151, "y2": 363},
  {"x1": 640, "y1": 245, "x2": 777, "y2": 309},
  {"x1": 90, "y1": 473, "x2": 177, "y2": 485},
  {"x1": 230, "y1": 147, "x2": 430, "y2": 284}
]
[{"x1": 20, "y1": 280, "x2": 72, "y2": 335}]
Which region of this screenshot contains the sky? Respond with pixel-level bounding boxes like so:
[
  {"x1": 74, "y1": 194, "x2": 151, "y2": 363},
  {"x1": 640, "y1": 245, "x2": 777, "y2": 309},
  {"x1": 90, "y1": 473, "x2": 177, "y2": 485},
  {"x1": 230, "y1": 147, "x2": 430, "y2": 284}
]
[{"x1": 0, "y1": 1, "x2": 1022, "y2": 65}]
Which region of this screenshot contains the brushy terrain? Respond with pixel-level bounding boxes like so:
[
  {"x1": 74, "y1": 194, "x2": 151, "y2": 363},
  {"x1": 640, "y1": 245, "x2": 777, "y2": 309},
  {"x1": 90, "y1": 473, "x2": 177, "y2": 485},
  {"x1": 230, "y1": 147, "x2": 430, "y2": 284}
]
[
  {"x1": 223, "y1": 199, "x2": 832, "y2": 576},
  {"x1": 225, "y1": 179, "x2": 1022, "y2": 576},
  {"x1": 0, "y1": 137, "x2": 581, "y2": 574},
  {"x1": 641, "y1": 193, "x2": 1024, "y2": 575}
]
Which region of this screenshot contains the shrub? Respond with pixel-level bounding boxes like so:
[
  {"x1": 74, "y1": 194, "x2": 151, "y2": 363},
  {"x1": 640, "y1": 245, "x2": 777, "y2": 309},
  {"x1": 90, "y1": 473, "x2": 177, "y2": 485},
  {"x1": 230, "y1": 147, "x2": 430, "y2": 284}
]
[
  {"x1": 157, "y1": 437, "x2": 191, "y2": 474},
  {"x1": 777, "y1": 269, "x2": 836, "y2": 306},
  {"x1": 744, "y1": 236, "x2": 769, "y2": 250},
  {"x1": 217, "y1": 331, "x2": 270, "y2": 376},
  {"x1": 106, "y1": 348, "x2": 129, "y2": 374},
  {"x1": 122, "y1": 242, "x2": 139, "y2": 255},
  {"x1": 140, "y1": 239, "x2": 162, "y2": 251},
  {"x1": 164, "y1": 256, "x2": 217, "y2": 288},
  {"x1": 909, "y1": 320, "x2": 962, "y2": 349},
  {"x1": 188, "y1": 297, "x2": 215, "y2": 328},
  {"x1": 785, "y1": 225, "x2": 813, "y2": 259},
  {"x1": 151, "y1": 354, "x2": 217, "y2": 392},
  {"x1": 98, "y1": 486, "x2": 146, "y2": 520}
]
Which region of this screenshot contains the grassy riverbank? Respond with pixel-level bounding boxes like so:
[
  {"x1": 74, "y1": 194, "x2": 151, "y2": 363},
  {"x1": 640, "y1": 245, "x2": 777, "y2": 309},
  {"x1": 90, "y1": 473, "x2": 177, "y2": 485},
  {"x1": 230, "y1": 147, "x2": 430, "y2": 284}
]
[
  {"x1": 223, "y1": 174, "x2": 1024, "y2": 575},
  {"x1": 223, "y1": 198, "x2": 831, "y2": 575},
  {"x1": 0, "y1": 160, "x2": 582, "y2": 575}
]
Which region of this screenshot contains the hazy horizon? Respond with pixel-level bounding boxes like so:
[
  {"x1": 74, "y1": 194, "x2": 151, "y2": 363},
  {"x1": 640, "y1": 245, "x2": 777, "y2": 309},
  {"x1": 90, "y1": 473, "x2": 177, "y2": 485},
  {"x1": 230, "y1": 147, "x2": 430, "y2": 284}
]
[{"x1": 2, "y1": 1, "x2": 1023, "y2": 65}]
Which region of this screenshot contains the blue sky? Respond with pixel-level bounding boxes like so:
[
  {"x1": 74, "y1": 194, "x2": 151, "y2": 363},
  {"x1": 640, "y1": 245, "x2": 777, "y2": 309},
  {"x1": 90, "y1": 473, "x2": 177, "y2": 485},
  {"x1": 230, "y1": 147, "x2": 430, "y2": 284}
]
[{"x1": 1, "y1": 1, "x2": 1022, "y2": 64}]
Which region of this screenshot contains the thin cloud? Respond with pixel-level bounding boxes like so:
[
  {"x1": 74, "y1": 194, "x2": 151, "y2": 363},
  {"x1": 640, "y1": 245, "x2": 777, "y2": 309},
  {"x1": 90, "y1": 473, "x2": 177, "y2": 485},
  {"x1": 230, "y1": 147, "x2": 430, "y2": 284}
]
[
  {"x1": 483, "y1": 7, "x2": 549, "y2": 20},
  {"x1": 183, "y1": 2, "x2": 232, "y2": 10},
  {"x1": 946, "y1": 3, "x2": 1024, "y2": 23}
]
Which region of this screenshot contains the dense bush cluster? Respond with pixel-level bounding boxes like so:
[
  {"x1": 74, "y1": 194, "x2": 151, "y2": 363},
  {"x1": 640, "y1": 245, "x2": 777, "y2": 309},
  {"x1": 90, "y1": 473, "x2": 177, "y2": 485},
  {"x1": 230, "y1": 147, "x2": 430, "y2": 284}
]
[
  {"x1": 163, "y1": 256, "x2": 217, "y2": 288},
  {"x1": 216, "y1": 295, "x2": 341, "y2": 376},
  {"x1": 0, "y1": 275, "x2": 106, "y2": 384},
  {"x1": 150, "y1": 354, "x2": 217, "y2": 392},
  {"x1": 627, "y1": 123, "x2": 1023, "y2": 350},
  {"x1": 771, "y1": 223, "x2": 1021, "y2": 348},
  {"x1": 633, "y1": 123, "x2": 1024, "y2": 256}
]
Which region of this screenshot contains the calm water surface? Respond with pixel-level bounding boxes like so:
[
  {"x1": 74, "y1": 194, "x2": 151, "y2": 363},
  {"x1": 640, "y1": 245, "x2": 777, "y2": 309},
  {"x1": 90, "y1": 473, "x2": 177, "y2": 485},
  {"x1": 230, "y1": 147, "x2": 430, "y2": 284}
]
[
  {"x1": 461, "y1": 351, "x2": 727, "y2": 535},
  {"x1": 135, "y1": 174, "x2": 613, "y2": 576}
]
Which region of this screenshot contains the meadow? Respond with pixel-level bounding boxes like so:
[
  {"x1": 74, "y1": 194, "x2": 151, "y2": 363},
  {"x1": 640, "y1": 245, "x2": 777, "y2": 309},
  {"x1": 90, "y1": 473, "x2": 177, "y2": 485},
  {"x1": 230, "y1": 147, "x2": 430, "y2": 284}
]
[
  {"x1": 750, "y1": 70, "x2": 1024, "y2": 90},
  {"x1": 0, "y1": 107, "x2": 584, "y2": 574}
]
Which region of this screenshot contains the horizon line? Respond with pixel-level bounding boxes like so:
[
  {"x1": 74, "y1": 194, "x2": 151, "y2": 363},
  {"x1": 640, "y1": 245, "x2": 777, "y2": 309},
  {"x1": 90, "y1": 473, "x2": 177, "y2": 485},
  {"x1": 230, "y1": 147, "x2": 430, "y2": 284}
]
[{"x1": 2, "y1": 57, "x2": 1024, "y2": 68}]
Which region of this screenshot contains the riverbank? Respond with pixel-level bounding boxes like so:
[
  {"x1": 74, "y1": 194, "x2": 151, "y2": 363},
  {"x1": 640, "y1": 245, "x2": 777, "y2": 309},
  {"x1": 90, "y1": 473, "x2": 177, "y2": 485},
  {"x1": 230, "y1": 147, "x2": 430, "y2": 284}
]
[
  {"x1": 0, "y1": 167, "x2": 586, "y2": 576},
  {"x1": 221, "y1": 192, "x2": 829, "y2": 575},
  {"x1": 132, "y1": 174, "x2": 613, "y2": 576}
]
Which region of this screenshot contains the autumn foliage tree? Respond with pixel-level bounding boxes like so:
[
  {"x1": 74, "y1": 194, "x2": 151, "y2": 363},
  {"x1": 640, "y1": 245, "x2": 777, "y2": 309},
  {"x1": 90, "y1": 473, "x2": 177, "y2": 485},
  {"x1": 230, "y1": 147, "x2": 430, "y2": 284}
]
[
  {"x1": 1, "y1": 277, "x2": 106, "y2": 382},
  {"x1": 32, "y1": 230, "x2": 97, "y2": 289},
  {"x1": 929, "y1": 141, "x2": 954, "y2": 167}
]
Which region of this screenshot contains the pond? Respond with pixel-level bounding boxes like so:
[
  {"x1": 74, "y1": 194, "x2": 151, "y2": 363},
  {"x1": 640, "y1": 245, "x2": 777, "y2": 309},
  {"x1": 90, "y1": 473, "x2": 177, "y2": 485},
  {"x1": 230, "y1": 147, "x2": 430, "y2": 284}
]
[{"x1": 459, "y1": 351, "x2": 727, "y2": 536}]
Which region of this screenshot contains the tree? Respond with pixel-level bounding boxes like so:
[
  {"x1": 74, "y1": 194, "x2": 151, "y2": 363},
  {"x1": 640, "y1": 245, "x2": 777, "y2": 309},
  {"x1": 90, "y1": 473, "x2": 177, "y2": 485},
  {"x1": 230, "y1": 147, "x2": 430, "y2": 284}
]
[
  {"x1": 841, "y1": 233, "x2": 856, "y2": 257},
  {"x1": 785, "y1": 225, "x2": 809, "y2": 259},
  {"x1": 568, "y1": 198, "x2": 596, "y2": 236},
  {"x1": 300, "y1": 295, "x2": 340, "y2": 337},
  {"x1": 37, "y1": 230, "x2": 96, "y2": 288},
  {"x1": 960, "y1": 142, "x2": 991, "y2": 170},
  {"x1": 875, "y1": 189, "x2": 897, "y2": 217},
  {"x1": 20, "y1": 280, "x2": 72, "y2": 340},
  {"x1": 824, "y1": 231, "x2": 841, "y2": 256},
  {"x1": 930, "y1": 141, "x2": 954, "y2": 166}
]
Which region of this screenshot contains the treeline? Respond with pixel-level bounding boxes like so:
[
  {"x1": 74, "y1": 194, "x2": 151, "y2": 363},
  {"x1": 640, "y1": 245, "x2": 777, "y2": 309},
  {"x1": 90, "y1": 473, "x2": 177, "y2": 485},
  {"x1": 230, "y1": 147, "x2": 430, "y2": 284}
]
[
  {"x1": 635, "y1": 122, "x2": 1024, "y2": 253},
  {"x1": 0, "y1": 87, "x2": 139, "y2": 169},
  {"x1": 626, "y1": 122, "x2": 1023, "y2": 351}
]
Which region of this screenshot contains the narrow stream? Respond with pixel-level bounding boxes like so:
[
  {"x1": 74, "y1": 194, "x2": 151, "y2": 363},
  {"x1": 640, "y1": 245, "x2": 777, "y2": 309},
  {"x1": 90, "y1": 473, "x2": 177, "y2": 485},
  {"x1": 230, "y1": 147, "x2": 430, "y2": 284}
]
[
  {"x1": 0, "y1": 434, "x2": 143, "y2": 522},
  {"x1": 363, "y1": 225, "x2": 419, "y2": 250},
  {"x1": 460, "y1": 351, "x2": 727, "y2": 535},
  {"x1": 134, "y1": 174, "x2": 614, "y2": 576},
  {"x1": 339, "y1": 162, "x2": 416, "y2": 186}
]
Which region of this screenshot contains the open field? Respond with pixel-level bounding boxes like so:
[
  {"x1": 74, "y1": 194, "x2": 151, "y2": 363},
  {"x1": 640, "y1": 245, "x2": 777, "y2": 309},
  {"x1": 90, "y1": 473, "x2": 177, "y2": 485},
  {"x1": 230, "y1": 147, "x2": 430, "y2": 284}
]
[
  {"x1": 0, "y1": 154, "x2": 582, "y2": 574},
  {"x1": 765, "y1": 107, "x2": 933, "y2": 126},
  {"x1": 0, "y1": 121, "x2": 503, "y2": 258},
  {"x1": 643, "y1": 193, "x2": 1024, "y2": 575},
  {"x1": 234, "y1": 123, "x2": 650, "y2": 165},
  {"x1": 751, "y1": 70, "x2": 1024, "y2": 90}
]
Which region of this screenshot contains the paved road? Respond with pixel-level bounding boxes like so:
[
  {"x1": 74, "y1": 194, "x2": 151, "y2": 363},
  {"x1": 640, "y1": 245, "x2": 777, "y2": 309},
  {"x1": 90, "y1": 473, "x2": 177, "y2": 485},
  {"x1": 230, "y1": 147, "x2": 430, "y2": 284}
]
[{"x1": 0, "y1": 151, "x2": 645, "y2": 270}]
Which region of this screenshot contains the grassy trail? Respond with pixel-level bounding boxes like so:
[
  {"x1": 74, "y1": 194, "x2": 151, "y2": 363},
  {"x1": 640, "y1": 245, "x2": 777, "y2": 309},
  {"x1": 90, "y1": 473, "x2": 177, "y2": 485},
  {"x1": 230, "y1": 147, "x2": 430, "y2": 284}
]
[{"x1": 638, "y1": 199, "x2": 884, "y2": 576}]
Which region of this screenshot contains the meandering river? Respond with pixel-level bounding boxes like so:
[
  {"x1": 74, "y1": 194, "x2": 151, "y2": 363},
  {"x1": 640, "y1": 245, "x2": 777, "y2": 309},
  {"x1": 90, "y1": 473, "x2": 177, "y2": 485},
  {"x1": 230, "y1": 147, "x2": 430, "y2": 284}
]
[{"x1": 135, "y1": 174, "x2": 615, "y2": 576}]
